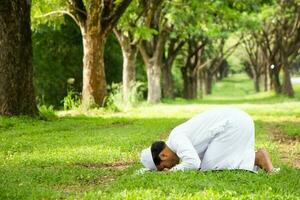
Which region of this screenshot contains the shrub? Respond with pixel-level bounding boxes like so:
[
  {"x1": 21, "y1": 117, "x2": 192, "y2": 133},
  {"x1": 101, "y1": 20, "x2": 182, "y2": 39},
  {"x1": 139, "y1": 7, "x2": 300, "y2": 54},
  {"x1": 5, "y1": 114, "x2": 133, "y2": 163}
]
[
  {"x1": 38, "y1": 105, "x2": 56, "y2": 119},
  {"x1": 61, "y1": 89, "x2": 81, "y2": 110},
  {"x1": 104, "y1": 81, "x2": 146, "y2": 111}
]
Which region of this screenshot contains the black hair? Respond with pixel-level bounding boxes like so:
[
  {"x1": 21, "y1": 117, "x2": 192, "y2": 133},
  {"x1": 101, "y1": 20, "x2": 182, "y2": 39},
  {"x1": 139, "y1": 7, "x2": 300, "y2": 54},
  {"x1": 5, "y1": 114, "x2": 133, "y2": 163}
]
[{"x1": 151, "y1": 141, "x2": 166, "y2": 166}]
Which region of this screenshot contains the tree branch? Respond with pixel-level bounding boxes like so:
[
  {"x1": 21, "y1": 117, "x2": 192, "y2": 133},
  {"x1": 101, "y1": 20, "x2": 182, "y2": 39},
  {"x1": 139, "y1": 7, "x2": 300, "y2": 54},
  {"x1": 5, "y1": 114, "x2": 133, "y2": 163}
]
[
  {"x1": 68, "y1": 0, "x2": 87, "y2": 27},
  {"x1": 165, "y1": 40, "x2": 185, "y2": 67},
  {"x1": 138, "y1": 41, "x2": 151, "y2": 64},
  {"x1": 102, "y1": 0, "x2": 133, "y2": 34},
  {"x1": 223, "y1": 36, "x2": 243, "y2": 58},
  {"x1": 37, "y1": 10, "x2": 80, "y2": 27}
]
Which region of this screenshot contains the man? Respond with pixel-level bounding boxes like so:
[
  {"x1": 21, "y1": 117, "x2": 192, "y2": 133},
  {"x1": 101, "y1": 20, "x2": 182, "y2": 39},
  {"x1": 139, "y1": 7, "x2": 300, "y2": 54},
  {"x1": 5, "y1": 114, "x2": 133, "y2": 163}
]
[{"x1": 140, "y1": 107, "x2": 276, "y2": 172}]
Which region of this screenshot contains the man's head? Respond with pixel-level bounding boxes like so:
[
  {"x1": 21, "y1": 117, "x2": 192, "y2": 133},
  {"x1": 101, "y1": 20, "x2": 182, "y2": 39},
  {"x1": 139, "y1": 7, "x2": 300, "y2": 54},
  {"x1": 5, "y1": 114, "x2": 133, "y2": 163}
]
[{"x1": 141, "y1": 141, "x2": 179, "y2": 171}]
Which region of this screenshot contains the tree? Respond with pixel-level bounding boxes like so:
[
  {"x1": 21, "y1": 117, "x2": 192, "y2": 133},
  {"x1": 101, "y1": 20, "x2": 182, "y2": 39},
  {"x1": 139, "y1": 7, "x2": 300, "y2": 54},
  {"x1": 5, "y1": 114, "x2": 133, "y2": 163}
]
[
  {"x1": 114, "y1": 0, "x2": 146, "y2": 102},
  {"x1": 0, "y1": 0, "x2": 38, "y2": 116},
  {"x1": 200, "y1": 37, "x2": 242, "y2": 95},
  {"x1": 160, "y1": 1, "x2": 192, "y2": 99},
  {"x1": 33, "y1": 0, "x2": 132, "y2": 108},
  {"x1": 179, "y1": 0, "x2": 244, "y2": 97},
  {"x1": 245, "y1": 0, "x2": 300, "y2": 96},
  {"x1": 162, "y1": 38, "x2": 185, "y2": 98},
  {"x1": 243, "y1": 33, "x2": 266, "y2": 92},
  {"x1": 137, "y1": 0, "x2": 166, "y2": 103},
  {"x1": 276, "y1": 0, "x2": 300, "y2": 97},
  {"x1": 181, "y1": 39, "x2": 207, "y2": 99}
]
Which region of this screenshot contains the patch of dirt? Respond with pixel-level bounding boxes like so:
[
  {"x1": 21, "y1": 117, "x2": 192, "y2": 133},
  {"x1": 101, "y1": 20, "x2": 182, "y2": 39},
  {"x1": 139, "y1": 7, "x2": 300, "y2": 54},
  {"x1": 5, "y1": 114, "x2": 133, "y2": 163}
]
[
  {"x1": 100, "y1": 121, "x2": 134, "y2": 129},
  {"x1": 74, "y1": 160, "x2": 136, "y2": 170},
  {"x1": 78, "y1": 175, "x2": 115, "y2": 186},
  {"x1": 159, "y1": 131, "x2": 170, "y2": 139},
  {"x1": 54, "y1": 184, "x2": 87, "y2": 194},
  {"x1": 266, "y1": 125, "x2": 300, "y2": 169},
  {"x1": 54, "y1": 175, "x2": 115, "y2": 194}
]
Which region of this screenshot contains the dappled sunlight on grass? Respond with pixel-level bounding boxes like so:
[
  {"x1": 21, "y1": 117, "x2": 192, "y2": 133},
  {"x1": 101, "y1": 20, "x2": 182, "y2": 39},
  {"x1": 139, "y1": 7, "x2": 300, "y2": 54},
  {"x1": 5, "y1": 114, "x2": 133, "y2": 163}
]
[{"x1": 1, "y1": 74, "x2": 299, "y2": 199}]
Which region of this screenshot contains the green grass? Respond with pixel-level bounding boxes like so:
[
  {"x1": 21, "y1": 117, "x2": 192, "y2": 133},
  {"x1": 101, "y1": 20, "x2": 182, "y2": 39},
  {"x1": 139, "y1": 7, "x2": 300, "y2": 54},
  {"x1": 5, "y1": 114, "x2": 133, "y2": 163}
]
[{"x1": 0, "y1": 74, "x2": 299, "y2": 199}]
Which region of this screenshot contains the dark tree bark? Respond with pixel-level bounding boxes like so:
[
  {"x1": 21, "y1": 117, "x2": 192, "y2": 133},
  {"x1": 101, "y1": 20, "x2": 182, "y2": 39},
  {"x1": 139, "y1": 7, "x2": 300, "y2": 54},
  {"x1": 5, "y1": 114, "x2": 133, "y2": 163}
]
[
  {"x1": 196, "y1": 70, "x2": 204, "y2": 99},
  {"x1": 263, "y1": 65, "x2": 269, "y2": 91},
  {"x1": 181, "y1": 41, "x2": 205, "y2": 99},
  {"x1": 217, "y1": 59, "x2": 229, "y2": 81},
  {"x1": 0, "y1": 0, "x2": 38, "y2": 116},
  {"x1": 282, "y1": 57, "x2": 294, "y2": 97},
  {"x1": 271, "y1": 64, "x2": 282, "y2": 94},
  {"x1": 162, "y1": 39, "x2": 185, "y2": 99},
  {"x1": 68, "y1": 0, "x2": 132, "y2": 108},
  {"x1": 181, "y1": 65, "x2": 197, "y2": 99},
  {"x1": 162, "y1": 64, "x2": 174, "y2": 98},
  {"x1": 202, "y1": 58, "x2": 224, "y2": 95},
  {"x1": 204, "y1": 70, "x2": 213, "y2": 95},
  {"x1": 253, "y1": 74, "x2": 260, "y2": 92},
  {"x1": 243, "y1": 36, "x2": 267, "y2": 92},
  {"x1": 282, "y1": 66, "x2": 294, "y2": 97}
]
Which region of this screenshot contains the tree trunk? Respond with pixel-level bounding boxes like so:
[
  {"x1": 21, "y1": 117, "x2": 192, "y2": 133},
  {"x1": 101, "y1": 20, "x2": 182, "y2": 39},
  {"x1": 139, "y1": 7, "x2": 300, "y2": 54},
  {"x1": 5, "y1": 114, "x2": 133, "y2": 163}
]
[
  {"x1": 162, "y1": 64, "x2": 174, "y2": 98},
  {"x1": 116, "y1": 34, "x2": 137, "y2": 102},
  {"x1": 182, "y1": 67, "x2": 196, "y2": 99},
  {"x1": 272, "y1": 65, "x2": 282, "y2": 94},
  {"x1": 218, "y1": 59, "x2": 228, "y2": 81},
  {"x1": 81, "y1": 32, "x2": 107, "y2": 108},
  {"x1": 114, "y1": 30, "x2": 137, "y2": 102},
  {"x1": 253, "y1": 74, "x2": 260, "y2": 92},
  {"x1": 146, "y1": 60, "x2": 162, "y2": 103},
  {"x1": 138, "y1": 30, "x2": 168, "y2": 104},
  {"x1": 122, "y1": 46, "x2": 137, "y2": 102},
  {"x1": 282, "y1": 64, "x2": 294, "y2": 97},
  {"x1": 69, "y1": 0, "x2": 132, "y2": 109},
  {"x1": 264, "y1": 65, "x2": 268, "y2": 91},
  {"x1": 196, "y1": 70, "x2": 204, "y2": 99},
  {"x1": 268, "y1": 64, "x2": 273, "y2": 91},
  {"x1": 249, "y1": 64, "x2": 260, "y2": 92},
  {"x1": 0, "y1": 0, "x2": 38, "y2": 116},
  {"x1": 204, "y1": 71, "x2": 213, "y2": 95}
]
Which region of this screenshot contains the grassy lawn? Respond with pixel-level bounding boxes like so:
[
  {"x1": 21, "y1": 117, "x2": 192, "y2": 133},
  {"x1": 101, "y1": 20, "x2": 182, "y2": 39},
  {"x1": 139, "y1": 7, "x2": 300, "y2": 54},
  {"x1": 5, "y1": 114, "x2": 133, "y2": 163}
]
[{"x1": 0, "y1": 74, "x2": 299, "y2": 199}]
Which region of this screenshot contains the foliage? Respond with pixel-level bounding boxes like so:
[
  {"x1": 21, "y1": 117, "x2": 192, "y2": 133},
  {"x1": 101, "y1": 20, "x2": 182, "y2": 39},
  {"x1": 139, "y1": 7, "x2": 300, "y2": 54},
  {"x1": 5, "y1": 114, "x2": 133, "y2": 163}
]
[
  {"x1": 29, "y1": 0, "x2": 299, "y2": 106},
  {"x1": 104, "y1": 81, "x2": 147, "y2": 111},
  {"x1": 61, "y1": 89, "x2": 81, "y2": 111},
  {"x1": 32, "y1": 18, "x2": 83, "y2": 107},
  {"x1": 104, "y1": 83, "x2": 123, "y2": 112},
  {"x1": 38, "y1": 105, "x2": 56, "y2": 120},
  {"x1": 31, "y1": 0, "x2": 68, "y2": 29},
  {"x1": 32, "y1": 17, "x2": 125, "y2": 107},
  {"x1": 104, "y1": 34, "x2": 123, "y2": 84}
]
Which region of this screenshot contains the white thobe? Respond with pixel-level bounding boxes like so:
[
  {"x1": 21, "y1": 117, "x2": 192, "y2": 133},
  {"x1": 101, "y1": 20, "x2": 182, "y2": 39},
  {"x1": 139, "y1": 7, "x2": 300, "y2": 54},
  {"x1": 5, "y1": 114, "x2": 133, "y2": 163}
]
[{"x1": 166, "y1": 107, "x2": 256, "y2": 172}]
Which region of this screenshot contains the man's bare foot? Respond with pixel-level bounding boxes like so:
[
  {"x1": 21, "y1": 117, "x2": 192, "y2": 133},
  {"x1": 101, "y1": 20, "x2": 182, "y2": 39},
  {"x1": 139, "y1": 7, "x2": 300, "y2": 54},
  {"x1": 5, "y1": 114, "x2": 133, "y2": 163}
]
[{"x1": 255, "y1": 148, "x2": 274, "y2": 172}]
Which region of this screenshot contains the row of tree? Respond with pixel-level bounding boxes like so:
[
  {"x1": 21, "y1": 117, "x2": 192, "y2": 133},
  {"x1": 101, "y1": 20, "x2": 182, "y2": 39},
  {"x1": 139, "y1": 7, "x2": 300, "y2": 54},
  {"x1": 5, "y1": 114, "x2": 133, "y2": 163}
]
[
  {"x1": 243, "y1": 0, "x2": 300, "y2": 97},
  {"x1": 0, "y1": 0, "x2": 299, "y2": 116}
]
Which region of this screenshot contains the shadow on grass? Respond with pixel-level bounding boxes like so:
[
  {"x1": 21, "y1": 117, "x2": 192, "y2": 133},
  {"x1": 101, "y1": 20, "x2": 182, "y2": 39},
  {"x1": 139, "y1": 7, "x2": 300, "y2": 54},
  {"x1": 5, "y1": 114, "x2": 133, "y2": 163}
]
[
  {"x1": 162, "y1": 94, "x2": 300, "y2": 105},
  {"x1": 1, "y1": 114, "x2": 300, "y2": 199},
  {"x1": 96, "y1": 165, "x2": 300, "y2": 199}
]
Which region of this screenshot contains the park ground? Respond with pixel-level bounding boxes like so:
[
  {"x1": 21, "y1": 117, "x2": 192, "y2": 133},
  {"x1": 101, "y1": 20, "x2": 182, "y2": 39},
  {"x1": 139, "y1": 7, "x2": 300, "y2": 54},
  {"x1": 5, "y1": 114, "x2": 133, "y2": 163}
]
[{"x1": 0, "y1": 74, "x2": 299, "y2": 199}]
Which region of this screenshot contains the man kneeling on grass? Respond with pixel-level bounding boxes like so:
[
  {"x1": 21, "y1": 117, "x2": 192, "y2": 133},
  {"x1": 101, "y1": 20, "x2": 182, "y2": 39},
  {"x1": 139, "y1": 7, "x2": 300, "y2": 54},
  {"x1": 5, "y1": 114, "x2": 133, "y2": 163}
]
[{"x1": 141, "y1": 107, "x2": 278, "y2": 173}]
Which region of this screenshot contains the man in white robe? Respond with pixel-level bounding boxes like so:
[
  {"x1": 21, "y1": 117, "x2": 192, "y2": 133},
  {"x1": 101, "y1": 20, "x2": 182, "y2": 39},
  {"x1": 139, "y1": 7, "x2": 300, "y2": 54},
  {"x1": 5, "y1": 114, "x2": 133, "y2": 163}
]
[{"x1": 140, "y1": 107, "x2": 275, "y2": 172}]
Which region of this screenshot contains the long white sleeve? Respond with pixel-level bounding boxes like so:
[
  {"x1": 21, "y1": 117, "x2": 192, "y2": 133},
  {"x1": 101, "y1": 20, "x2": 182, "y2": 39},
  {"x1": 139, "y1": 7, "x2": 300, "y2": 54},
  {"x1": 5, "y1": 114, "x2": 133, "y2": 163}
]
[
  {"x1": 167, "y1": 134, "x2": 201, "y2": 171},
  {"x1": 163, "y1": 107, "x2": 256, "y2": 172}
]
